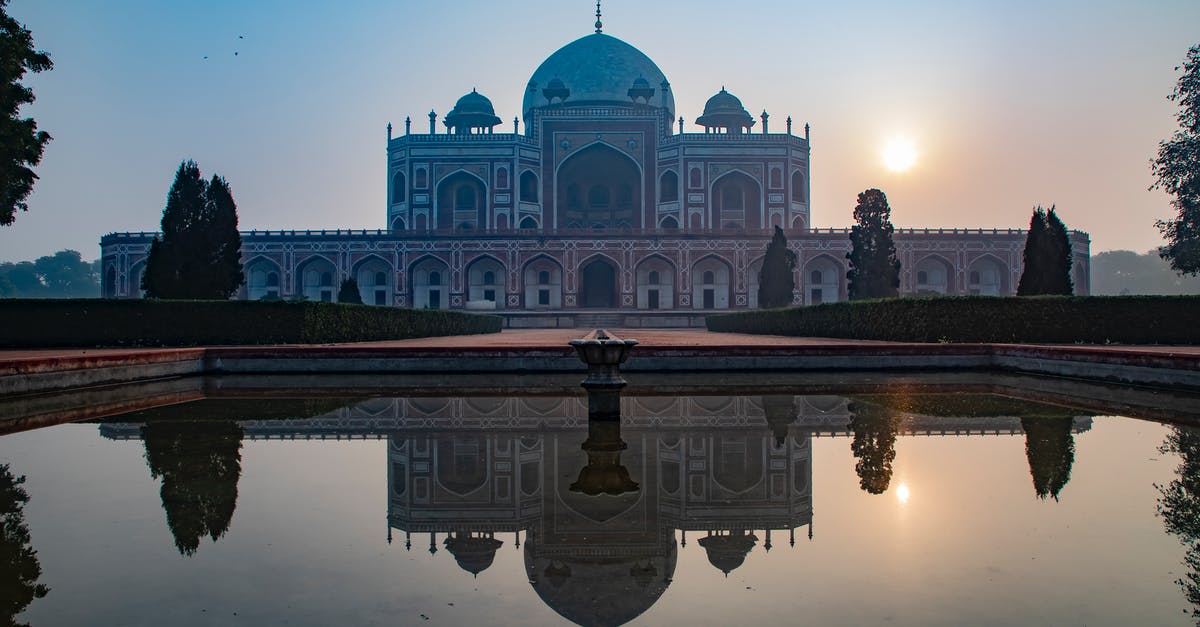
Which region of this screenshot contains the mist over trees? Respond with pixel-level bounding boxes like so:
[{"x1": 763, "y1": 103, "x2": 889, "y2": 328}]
[
  {"x1": 0, "y1": 0, "x2": 52, "y2": 227},
  {"x1": 0, "y1": 249, "x2": 99, "y2": 297},
  {"x1": 1092, "y1": 250, "x2": 1200, "y2": 295}
]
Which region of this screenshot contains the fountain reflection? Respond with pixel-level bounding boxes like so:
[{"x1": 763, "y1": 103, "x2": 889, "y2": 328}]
[{"x1": 0, "y1": 464, "x2": 48, "y2": 625}]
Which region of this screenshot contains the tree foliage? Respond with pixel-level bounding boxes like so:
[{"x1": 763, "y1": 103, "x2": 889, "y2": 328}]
[
  {"x1": 142, "y1": 161, "x2": 244, "y2": 299},
  {"x1": 1157, "y1": 426, "x2": 1200, "y2": 617},
  {"x1": 757, "y1": 225, "x2": 796, "y2": 308},
  {"x1": 846, "y1": 189, "x2": 900, "y2": 300},
  {"x1": 142, "y1": 420, "x2": 244, "y2": 557},
  {"x1": 847, "y1": 399, "x2": 900, "y2": 495},
  {"x1": 0, "y1": 464, "x2": 48, "y2": 626},
  {"x1": 337, "y1": 278, "x2": 363, "y2": 304},
  {"x1": 1021, "y1": 417, "x2": 1076, "y2": 500},
  {"x1": 1153, "y1": 44, "x2": 1200, "y2": 276},
  {"x1": 0, "y1": 2, "x2": 51, "y2": 227},
  {"x1": 1017, "y1": 206, "x2": 1074, "y2": 296}
]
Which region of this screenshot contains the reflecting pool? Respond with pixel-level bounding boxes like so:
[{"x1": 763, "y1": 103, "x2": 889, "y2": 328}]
[{"x1": 2, "y1": 379, "x2": 1200, "y2": 626}]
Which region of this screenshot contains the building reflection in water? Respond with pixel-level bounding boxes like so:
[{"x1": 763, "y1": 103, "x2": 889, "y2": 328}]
[{"x1": 98, "y1": 393, "x2": 1093, "y2": 624}]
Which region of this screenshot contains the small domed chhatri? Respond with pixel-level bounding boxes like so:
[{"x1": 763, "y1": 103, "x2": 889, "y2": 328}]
[
  {"x1": 444, "y1": 88, "x2": 502, "y2": 135},
  {"x1": 696, "y1": 88, "x2": 755, "y2": 134}
]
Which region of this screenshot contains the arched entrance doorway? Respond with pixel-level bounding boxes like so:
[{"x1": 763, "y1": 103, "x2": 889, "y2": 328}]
[{"x1": 580, "y1": 258, "x2": 617, "y2": 308}]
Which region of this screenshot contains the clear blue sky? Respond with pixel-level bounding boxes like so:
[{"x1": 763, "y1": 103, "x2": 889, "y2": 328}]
[{"x1": 1, "y1": 0, "x2": 1197, "y2": 261}]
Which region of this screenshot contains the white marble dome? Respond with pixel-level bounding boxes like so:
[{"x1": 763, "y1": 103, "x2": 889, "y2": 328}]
[{"x1": 523, "y1": 33, "x2": 674, "y2": 119}]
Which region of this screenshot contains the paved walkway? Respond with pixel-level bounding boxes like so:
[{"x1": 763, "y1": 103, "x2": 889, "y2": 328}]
[{"x1": 4, "y1": 328, "x2": 1200, "y2": 363}]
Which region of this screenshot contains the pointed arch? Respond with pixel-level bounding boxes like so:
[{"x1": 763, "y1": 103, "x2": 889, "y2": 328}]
[
  {"x1": 409, "y1": 255, "x2": 451, "y2": 309},
  {"x1": 791, "y1": 170, "x2": 806, "y2": 203},
  {"x1": 391, "y1": 170, "x2": 407, "y2": 205},
  {"x1": 635, "y1": 254, "x2": 676, "y2": 310},
  {"x1": 578, "y1": 253, "x2": 620, "y2": 308},
  {"x1": 296, "y1": 255, "x2": 338, "y2": 302},
  {"x1": 245, "y1": 255, "x2": 283, "y2": 301},
  {"x1": 522, "y1": 255, "x2": 562, "y2": 308},
  {"x1": 691, "y1": 255, "x2": 733, "y2": 310},
  {"x1": 968, "y1": 254, "x2": 1008, "y2": 296},
  {"x1": 519, "y1": 170, "x2": 539, "y2": 203},
  {"x1": 710, "y1": 169, "x2": 762, "y2": 231},
  {"x1": 746, "y1": 255, "x2": 765, "y2": 308},
  {"x1": 354, "y1": 254, "x2": 394, "y2": 305},
  {"x1": 466, "y1": 254, "x2": 507, "y2": 308},
  {"x1": 436, "y1": 169, "x2": 488, "y2": 231},
  {"x1": 803, "y1": 254, "x2": 843, "y2": 305},
  {"x1": 555, "y1": 142, "x2": 642, "y2": 230},
  {"x1": 659, "y1": 169, "x2": 679, "y2": 203},
  {"x1": 914, "y1": 254, "x2": 954, "y2": 295}
]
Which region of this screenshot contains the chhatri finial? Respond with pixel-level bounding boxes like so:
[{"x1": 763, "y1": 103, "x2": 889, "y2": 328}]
[{"x1": 595, "y1": 0, "x2": 603, "y2": 33}]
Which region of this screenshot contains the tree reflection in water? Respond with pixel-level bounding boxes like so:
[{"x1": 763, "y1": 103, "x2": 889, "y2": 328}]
[
  {"x1": 0, "y1": 465, "x2": 48, "y2": 626},
  {"x1": 1157, "y1": 425, "x2": 1200, "y2": 620},
  {"x1": 141, "y1": 421, "x2": 244, "y2": 556},
  {"x1": 847, "y1": 400, "x2": 900, "y2": 495},
  {"x1": 1021, "y1": 417, "x2": 1076, "y2": 500}
]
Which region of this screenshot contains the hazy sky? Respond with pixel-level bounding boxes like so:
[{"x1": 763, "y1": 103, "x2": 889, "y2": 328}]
[{"x1": 0, "y1": 0, "x2": 1197, "y2": 262}]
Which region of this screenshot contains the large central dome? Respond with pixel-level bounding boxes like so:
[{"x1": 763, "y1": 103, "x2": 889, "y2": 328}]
[{"x1": 523, "y1": 33, "x2": 674, "y2": 120}]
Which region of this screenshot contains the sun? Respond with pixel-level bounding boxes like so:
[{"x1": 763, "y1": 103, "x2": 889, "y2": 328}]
[{"x1": 882, "y1": 137, "x2": 918, "y2": 172}]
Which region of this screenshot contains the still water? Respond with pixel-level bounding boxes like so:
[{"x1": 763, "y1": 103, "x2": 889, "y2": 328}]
[{"x1": 1, "y1": 384, "x2": 1199, "y2": 626}]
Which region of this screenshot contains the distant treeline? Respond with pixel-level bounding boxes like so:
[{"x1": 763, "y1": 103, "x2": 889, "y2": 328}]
[
  {"x1": 0, "y1": 250, "x2": 100, "y2": 298},
  {"x1": 1091, "y1": 250, "x2": 1200, "y2": 295}
]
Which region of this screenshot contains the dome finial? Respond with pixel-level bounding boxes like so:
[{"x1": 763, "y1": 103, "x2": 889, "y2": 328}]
[{"x1": 595, "y1": 0, "x2": 603, "y2": 33}]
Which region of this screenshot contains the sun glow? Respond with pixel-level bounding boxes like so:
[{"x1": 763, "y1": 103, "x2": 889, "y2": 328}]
[
  {"x1": 896, "y1": 483, "x2": 911, "y2": 504},
  {"x1": 882, "y1": 137, "x2": 918, "y2": 172}
]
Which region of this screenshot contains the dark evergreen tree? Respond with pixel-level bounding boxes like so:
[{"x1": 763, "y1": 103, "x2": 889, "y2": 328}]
[
  {"x1": 0, "y1": 2, "x2": 51, "y2": 227},
  {"x1": 847, "y1": 399, "x2": 900, "y2": 495},
  {"x1": 1046, "y1": 207, "x2": 1074, "y2": 294},
  {"x1": 1017, "y1": 206, "x2": 1073, "y2": 296},
  {"x1": 142, "y1": 162, "x2": 244, "y2": 299},
  {"x1": 337, "y1": 277, "x2": 363, "y2": 304},
  {"x1": 1021, "y1": 417, "x2": 1076, "y2": 500},
  {"x1": 0, "y1": 464, "x2": 48, "y2": 626},
  {"x1": 757, "y1": 225, "x2": 797, "y2": 308},
  {"x1": 846, "y1": 189, "x2": 901, "y2": 300},
  {"x1": 199, "y1": 175, "x2": 244, "y2": 298},
  {"x1": 1017, "y1": 207, "x2": 1049, "y2": 296},
  {"x1": 142, "y1": 420, "x2": 244, "y2": 557},
  {"x1": 1153, "y1": 44, "x2": 1200, "y2": 276}
]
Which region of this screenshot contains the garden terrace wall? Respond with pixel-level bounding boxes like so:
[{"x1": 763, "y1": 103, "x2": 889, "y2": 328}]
[
  {"x1": 706, "y1": 296, "x2": 1200, "y2": 344},
  {"x1": 0, "y1": 300, "x2": 502, "y2": 348}
]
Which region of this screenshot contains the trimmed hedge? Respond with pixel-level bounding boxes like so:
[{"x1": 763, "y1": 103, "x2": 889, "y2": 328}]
[
  {"x1": 706, "y1": 295, "x2": 1200, "y2": 344},
  {"x1": 0, "y1": 299, "x2": 502, "y2": 348}
]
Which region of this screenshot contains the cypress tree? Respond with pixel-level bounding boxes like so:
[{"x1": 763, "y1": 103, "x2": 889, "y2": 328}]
[
  {"x1": 338, "y1": 278, "x2": 363, "y2": 304},
  {"x1": 1017, "y1": 207, "x2": 1049, "y2": 296},
  {"x1": 1018, "y1": 205, "x2": 1073, "y2": 296},
  {"x1": 202, "y1": 175, "x2": 245, "y2": 298},
  {"x1": 846, "y1": 188, "x2": 901, "y2": 300},
  {"x1": 758, "y1": 225, "x2": 796, "y2": 308},
  {"x1": 143, "y1": 161, "x2": 244, "y2": 299},
  {"x1": 1046, "y1": 207, "x2": 1074, "y2": 295}
]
